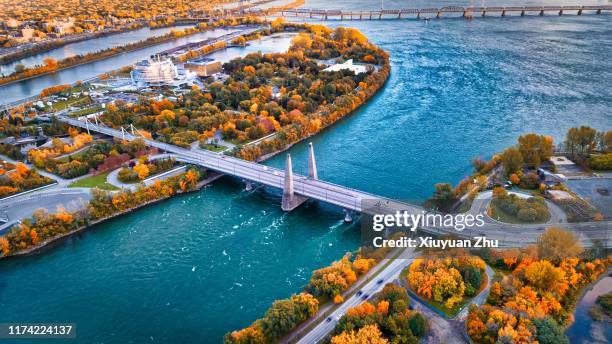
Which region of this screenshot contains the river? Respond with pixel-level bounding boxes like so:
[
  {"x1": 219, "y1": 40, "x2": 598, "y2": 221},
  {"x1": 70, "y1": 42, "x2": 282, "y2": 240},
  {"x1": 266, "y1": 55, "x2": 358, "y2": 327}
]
[
  {"x1": 0, "y1": 25, "x2": 195, "y2": 75},
  {"x1": 0, "y1": 0, "x2": 611, "y2": 342},
  {"x1": 0, "y1": 27, "x2": 241, "y2": 104},
  {"x1": 566, "y1": 276, "x2": 612, "y2": 343}
]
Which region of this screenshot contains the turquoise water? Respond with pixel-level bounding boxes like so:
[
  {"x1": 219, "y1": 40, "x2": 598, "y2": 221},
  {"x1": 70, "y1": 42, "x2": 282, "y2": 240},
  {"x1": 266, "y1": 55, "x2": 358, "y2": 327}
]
[{"x1": 1, "y1": 1, "x2": 612, "y2": 342}]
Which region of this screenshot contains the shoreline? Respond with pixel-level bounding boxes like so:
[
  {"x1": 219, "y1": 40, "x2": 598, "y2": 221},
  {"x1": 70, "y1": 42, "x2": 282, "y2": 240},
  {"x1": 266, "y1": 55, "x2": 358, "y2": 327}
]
[
  {"x1": 257, "y1": 66, "x2": 391, "y2": 162},
  {"x1": 0, "y1": 26, "x2": 391, "y2": 260},
  {"x1": 0, "y1": 24, "x2": 255, "y2": 87},
  {"x1": 565, "y1": 268, "x2": 612, "y2": 330},
  {"x1": 0, "y1": 172, "x2": 223, "y2": 260},
  {"x1": 0, "y1": 24, "x2": 169, "y2": 66}
]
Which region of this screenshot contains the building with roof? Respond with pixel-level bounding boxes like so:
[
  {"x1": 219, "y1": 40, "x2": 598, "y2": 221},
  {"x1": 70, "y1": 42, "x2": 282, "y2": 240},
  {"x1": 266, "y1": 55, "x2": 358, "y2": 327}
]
[
  {"x1": 184, "y1": 58, "x2": 223, "y2": 77},
  {"x1": 322, "y1": 59, "x2": 368, "y2": 75},
  {"x1": 131, "y1": 57, "x2": 196, "y2": 87}
]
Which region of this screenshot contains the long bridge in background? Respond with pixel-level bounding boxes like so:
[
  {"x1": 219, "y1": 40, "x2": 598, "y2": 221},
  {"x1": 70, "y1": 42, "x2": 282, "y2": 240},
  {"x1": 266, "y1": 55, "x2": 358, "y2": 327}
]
[
  {"x1": 54, "y1": 114, "x2": 612, "y2": 248},
  {"x1": 279, "y1": 5, "x2": 612, "y2": 20}
]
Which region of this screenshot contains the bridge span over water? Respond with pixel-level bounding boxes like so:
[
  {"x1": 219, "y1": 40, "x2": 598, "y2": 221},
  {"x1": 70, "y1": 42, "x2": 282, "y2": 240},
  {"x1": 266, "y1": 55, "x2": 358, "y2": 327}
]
[
  {"x1": 55, "y1": 114, "x2": 611, "y2": 248},
  {"x1": 280, "y1": 5, "x2": 612, "y2": 20}
]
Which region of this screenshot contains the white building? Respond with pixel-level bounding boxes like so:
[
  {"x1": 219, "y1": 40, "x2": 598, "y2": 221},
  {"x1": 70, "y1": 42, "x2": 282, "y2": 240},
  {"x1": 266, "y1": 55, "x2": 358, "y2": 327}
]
[
  {"x1": 323, "y1": 59, "x2": 368, "y2": 75},
  {"x1": 130, "y1": 57, "x2": 196, "y2": 87}
]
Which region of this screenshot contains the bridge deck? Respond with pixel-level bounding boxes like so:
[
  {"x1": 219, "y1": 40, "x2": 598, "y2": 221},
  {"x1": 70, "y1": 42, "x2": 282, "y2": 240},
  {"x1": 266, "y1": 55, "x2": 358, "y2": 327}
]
[
  {"x1": 281, "y1": 5, "x2": 612, "y2": 18},
  {"x1": 56, "y1": 115, "x2": 611, "y2": 247}
]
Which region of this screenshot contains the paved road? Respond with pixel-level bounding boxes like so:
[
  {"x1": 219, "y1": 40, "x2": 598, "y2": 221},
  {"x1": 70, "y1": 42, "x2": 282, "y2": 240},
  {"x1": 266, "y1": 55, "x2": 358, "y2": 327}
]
[
  {"x1": 297, "y1": 256, "x2": 493, "y2": 344},
  {"x1": 106, "y1": 153, "x2": 191, "y2": 190},
  {"x1": 471, "y1": 190, "x2": 568, "y2": 225},
  {"x1": 56, "y1": 114, "x2": 612, "y2": 248},
  {"x1": 295, "y1": 248, "x2": 415, "y2": 344},
  {"x1": 0, "y1": 188, "x2": 91, "y2": 232}
]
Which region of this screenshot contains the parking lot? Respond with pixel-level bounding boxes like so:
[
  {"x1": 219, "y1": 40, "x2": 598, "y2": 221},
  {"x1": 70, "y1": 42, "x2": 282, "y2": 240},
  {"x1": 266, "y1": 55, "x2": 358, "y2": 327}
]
[{"x1": 566, "y1": 178, "x2": 612, "y2": 218}]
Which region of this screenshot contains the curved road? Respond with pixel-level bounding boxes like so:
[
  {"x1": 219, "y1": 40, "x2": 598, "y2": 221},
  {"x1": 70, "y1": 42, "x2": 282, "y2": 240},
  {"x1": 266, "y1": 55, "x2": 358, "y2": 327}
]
[{"x1": 0, "y1": 187, "x2": 91, "y2": 232}]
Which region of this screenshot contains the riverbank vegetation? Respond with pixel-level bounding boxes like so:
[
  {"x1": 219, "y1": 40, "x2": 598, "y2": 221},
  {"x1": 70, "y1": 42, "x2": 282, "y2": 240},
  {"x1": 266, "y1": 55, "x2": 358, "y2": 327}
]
[
  {"x1": 466, "y1": 228, "x2": 611, "y2": 344},
  {"x1": 224, "y1": 252, "x2": 378, "y2": 343},
  {"x1": 97, "y1": 22, "x2": 390, "y2": 161},
  {"x1": 0, "y1": 162, "x2": 54, "y2": 198},
  {"x1": 330, "y1": 284, "x2": 428, "y2": 343},
  {"x1": 428, "y1": 125, "x2": 611, "y2": 215},
  {"x1": 488, "y1": 187, "x2": 550, "y2": 224},
  {"x1": 406, "y1": 254, "x2": 487, "y2": 317},
  {"x1": 223, "y1": 293, "x2": 319, "y2": 343},
  {"x1": 0, "y1": 167, "x2": 204, "y2": 257},
  {"x1": 589, "y1": 292, "x2": 612, "y2": 321}
]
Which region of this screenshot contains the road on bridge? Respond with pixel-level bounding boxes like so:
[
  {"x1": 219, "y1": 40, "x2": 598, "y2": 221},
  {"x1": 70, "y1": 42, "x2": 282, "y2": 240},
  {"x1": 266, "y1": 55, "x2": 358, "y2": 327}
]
[{"x1": 55, "y1": 114, "x2": 612, "y2": 248}]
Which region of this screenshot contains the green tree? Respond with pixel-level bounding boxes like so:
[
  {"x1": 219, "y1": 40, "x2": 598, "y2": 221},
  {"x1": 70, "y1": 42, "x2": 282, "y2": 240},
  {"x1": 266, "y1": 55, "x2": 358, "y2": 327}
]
[
  {"x1": 462, "y1": 265, "x2": 483, "y2": 290},
  {"x1": 533, "y1": 318, "x2": 569, "y2": 344},
  {"x1": 430, "y1": 183, "x2": 457, "y2": 211},
  {"x1": 537, "y1": 227, "x2": 584, "y2": 262},
  {"x1": 408, "y1": 313, "x2": 427, "y2": 338}
]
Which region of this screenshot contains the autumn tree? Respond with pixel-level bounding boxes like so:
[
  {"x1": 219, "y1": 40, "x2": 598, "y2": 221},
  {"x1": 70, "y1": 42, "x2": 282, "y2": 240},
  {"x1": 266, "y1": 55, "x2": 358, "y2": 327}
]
[
  {"x1": 518, "y1": 133, "x2": 553, "y2": 167},
  {"x1": 0, "y1": 237, "x2": 10, "y2": 256},
  {"x1": 501, "y1": 147, "x2": 524, "y2": 176},
  {"x1": 290, "y1": 33, "x2": 312, "y2": 50},
  {"x1": 331, "y1": 324, "x2": 388, "y2": 344},
  {"x1": 537, "y1": 227, "x2": 584, "y2": 262},
  {"x1": 260, "y1": 293, "x2": 318, "y2": 340},
  {"x1": 564, "y1": 125, "x2": 597, "y2": 157}
]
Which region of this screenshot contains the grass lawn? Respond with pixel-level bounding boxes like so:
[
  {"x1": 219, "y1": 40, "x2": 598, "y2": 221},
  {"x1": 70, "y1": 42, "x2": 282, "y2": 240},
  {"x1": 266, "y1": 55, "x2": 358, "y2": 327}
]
[
  {"x1": 68, "y1": 173, "x2": 119, "y2": 191},
  {"x1": 489, "y1": 201, "x2": 551, "y2": 224},
  {"x1": 70, "y1": 105, "x2": 103, "y2": 117},
  {"x1": 200, "y1": 143, "x2": 227, "y2": 152},
  {"x1": 46, "y1": 95, "x2": 93, "y2": 112},
  {"x1": 56, "y1": 147, "x2": 90, "y2": 163}
]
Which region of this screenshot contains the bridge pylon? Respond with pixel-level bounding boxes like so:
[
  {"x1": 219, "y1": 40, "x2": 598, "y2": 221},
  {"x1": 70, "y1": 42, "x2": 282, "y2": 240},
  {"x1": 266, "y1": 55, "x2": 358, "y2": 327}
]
[
  {"x1": 281, "y1": 154, "x2": 307, "y2": 211},
  {"x1": 308, "y1": 142, "x2": 318, "y2": 180}
]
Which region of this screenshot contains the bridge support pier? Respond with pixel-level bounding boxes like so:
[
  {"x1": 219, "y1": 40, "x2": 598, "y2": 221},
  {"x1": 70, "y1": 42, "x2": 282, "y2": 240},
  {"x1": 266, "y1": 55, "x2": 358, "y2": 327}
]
[
  {"x1": 578, "y1": 9, "x2": 582, "y2": 15},
  {"x1": 539, "y1": 10, "x2": 544, "y2": 16},
  {"x1": 245, "y1": 181, "x2": 253, "y2": 192},
  {"x1": 436, "y1": 11, "x2": 442, "y2": 18},
  {"x1": 360, "y1": 12, "x2": 363, "y2": 20},
  {"x1": 501, "y1": 10, "x2": 506, "y2": 16},
  {"x1": 281, "y1": 154, "x2": 307, "y2": 211},
  {"x1": 417, "y1": 12, "x2": 421, "y2": 19},
  {"x1": 521, "y1": 10, "x2": 525, "y2": 16},
  {"x1": 559, "y1": 9, "x2": 563, "y2": 15},
  {"x1": 344, "y1": 209, "x2": 353, "y2": 223},
  {"x1": 308, "y1": 142, "x2": 318, "y2": 180},
  {"x1": 597, "y1": 9, "x2": 602, "y2": 14},
  {"x1": 482, "y1": 10, "x2": 486, "y2": 17}
]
